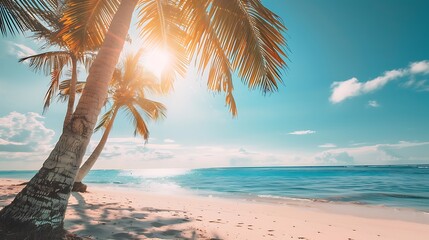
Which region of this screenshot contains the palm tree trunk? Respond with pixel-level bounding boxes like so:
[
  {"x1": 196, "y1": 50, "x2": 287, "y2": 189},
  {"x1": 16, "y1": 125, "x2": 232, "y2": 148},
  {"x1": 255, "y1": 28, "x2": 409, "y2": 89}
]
[
  {"x1": 63, "y1": 54, "x2": 77, "y2": 129},
  {"x1": 0, "y1": 0, "x2": 138, "y2": 238},
  {"x1": 73, "y1": 107, "x2": 118, "y2": 192}
]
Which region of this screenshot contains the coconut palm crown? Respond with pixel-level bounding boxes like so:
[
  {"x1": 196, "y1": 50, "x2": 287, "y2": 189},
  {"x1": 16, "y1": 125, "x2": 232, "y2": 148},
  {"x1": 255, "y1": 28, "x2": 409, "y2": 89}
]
[
  {"x1": 18, "y1": 8, "x2": 103, "y2": 128},
  {"x1": 61, "y1": 0, "x2": 287, "y2": 116}
]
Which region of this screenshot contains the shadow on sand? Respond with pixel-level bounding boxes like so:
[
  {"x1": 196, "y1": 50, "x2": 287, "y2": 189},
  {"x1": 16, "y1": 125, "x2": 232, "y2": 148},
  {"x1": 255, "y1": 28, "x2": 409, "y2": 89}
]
[
  {"x1": 68, "y1": 192, "x2": 221, "y2": 240},
  {"x1": 0, "y1": 183, "x2": 221, "y2": 239}
]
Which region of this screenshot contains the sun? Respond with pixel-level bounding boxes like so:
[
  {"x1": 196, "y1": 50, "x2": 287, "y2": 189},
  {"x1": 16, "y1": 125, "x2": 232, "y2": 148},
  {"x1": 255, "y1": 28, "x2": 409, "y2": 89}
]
[{"x1": 141, "y1": 48, "x2": 171, "y2": 78}]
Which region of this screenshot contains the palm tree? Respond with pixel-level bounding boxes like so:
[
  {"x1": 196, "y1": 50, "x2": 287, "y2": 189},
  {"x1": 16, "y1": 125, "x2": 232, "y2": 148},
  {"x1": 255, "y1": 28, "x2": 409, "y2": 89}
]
[
  {"x1": 18, "y1": 8, "x2": 101, "y2": 129},
  {"x1": 72, "y1": 51, "x2": 166, "y2": 192},
  {"x1": 19, "y1": 42, "x2": 96, "y2": 130},
  {"x1": 0, "y1": 0, "x2": 287, "y2": 238}
]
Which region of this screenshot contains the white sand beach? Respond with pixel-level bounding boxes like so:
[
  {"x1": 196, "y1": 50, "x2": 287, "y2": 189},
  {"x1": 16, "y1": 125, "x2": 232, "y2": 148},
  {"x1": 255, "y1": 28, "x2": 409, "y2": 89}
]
[{"x1": 1, "y1": 178, "x2": 428, "y2": 240}]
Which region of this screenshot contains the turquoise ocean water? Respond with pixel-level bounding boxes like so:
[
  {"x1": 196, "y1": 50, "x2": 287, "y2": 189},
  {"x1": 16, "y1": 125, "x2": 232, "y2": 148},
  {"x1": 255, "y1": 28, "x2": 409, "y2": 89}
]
[{"x1": 1, "y1": 165, "x2": 428, "y2": 212}]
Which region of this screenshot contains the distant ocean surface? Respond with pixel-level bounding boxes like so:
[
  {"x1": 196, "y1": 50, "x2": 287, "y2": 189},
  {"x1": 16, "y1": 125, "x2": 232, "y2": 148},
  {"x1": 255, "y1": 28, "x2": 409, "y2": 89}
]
[{"x1": 1, "y1": 165, "x2": 429, "y2": 212}]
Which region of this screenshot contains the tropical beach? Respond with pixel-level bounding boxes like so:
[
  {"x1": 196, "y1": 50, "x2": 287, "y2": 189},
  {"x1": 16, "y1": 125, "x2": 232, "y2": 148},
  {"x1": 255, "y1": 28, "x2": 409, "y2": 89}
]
[
  {"x1": 1, "y1": 0, "x2": 429, "y2": 239},
  {"x1": 1, "y1": 177, "x2": 429, "y2": 240},
  {"x1": 2, "y1": 166, "x2": 429, "y2": 239}
]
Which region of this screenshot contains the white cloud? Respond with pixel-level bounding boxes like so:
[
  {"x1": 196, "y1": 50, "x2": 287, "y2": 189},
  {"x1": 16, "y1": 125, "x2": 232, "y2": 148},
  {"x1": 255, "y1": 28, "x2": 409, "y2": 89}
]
[
  {"x1": 402, "y1": 79, "x2": 429, "y2": 92},
  {"x1": 330, "y1": 60, "x2": 428, "y2": 103},
  {"x1": 288, "y1": 130, "x2": 316, "y2": 135},
  {"x1": 1, "y1": 134, "x2": 428, "y2": 170},
  {"x1": 362, "y1": 69, "x2": 405, "y2": 92},
  {"x1": 0, "y1": 112, "x2": 56, "y2": 170},
  {"x1": 315, "y1": 152, "x2": 354, "y2": 165},
  {"x1": 318, "y1": 143, "x2": 337, "y2": 148},
  {"x1": 410, "y1": 60, "x2": 429, "y2": 74},
  {"x1": 77, "y1": 138, "x2": 301, "y2": 169},
  {"x1": 163, "y1": 138, "x2": 175, "y2": 143},
  {"x1": 368, "y1": 100, "x2": 380, "y2": 108},
  {"x1": 329, "y1": 78, "x2": 362, "y2": 103},
  {"x1": 8, "y1": 42, "x2": 36, "y2": 59},
  {"x1": 0, "y1": 112, "x2": 55, "y2": 152},
  {"x1": 88, "y1": 139, "x2": 429, "y2": 169},
  {"x1": 314, "y1": 141, "x2": 429, "y2": 165}
]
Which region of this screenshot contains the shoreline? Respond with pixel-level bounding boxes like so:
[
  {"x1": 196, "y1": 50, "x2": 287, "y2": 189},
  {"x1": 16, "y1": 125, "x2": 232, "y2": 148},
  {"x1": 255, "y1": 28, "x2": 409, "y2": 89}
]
[
  {"x1": 2, "y1": 166, "x2": 428, "y2": 215},
  {"x1": 95, "y1": 183, "x2": 429, "y2": 224},
  {"x1": 1, "y1": 178, "x2": 429, "y2": 239}
]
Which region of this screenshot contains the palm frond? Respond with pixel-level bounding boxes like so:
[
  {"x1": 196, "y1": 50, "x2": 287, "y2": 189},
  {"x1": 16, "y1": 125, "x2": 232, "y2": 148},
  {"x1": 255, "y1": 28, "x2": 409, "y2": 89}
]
[
  {"x1": 43, "y1": 68, "x2": 61, "y2": 112},
  {"x1": 180, "y1": 0, "x2": 236, "y2": 116},
  {"x1": 0, "y1": 0, "x2": 57, "y2": 36},
  {"x1": 121, "y1": 50, "x2": 143, "y2": 85},
  {"x1": 31, "y1": 13, "x2": 67, "y2": 49},
  {"x1": 59, "y1": 79, "x2": 86, "y2": 96},
  {"x1": 209, "y1": 0, "x2": 287, "y2": 93},
  {"x1": 59, "y1": 0, "x2": 120, "y2": 53},
  {"x1": 135, "y1": 70, "x2": 164, "y2": 95},
  {"x1": 19, "y1": 51, "x2": 71, "y2": 75},
  {"x1": 82, "y1": 52, "x2": 97, "y2": 72},
  {"x1": 137, "y1": 0, "x2": 189, "y2": 90},
  {"x1": 110, "y1": 67, "x2": 122, "y2": 86},
  {"x1": 94, "y1": 105, "x2": 116, "y2": 132},
  {"x1": 134, "y1": 98, "x2": 166, "y2": 120},
  {"x1": 225, "y1": 91, "x2": 237, "y2": 116},
  {"x1": 124, "y1": 103, "x2": 149, "y2": 140}
]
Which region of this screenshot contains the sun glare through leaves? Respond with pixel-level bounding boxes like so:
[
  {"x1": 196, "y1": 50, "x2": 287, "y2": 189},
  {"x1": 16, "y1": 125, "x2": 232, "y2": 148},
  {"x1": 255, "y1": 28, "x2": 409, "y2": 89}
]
[{"x1": 140, "y1": 48, "x2": 171, "y2": 78}]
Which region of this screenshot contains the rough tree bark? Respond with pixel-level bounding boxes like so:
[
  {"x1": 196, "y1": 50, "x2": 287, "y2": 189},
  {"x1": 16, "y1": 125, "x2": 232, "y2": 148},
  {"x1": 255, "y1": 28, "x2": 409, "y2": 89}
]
[
  {"x1": 72, "y1": 108, "x2": 119, "y2": 193},
  {"x1": 0, "y1": 1, "x2": 138, "y2": 238},
  {"x1": 63, "y1": 54, "x2": 78, "y2": 130}
]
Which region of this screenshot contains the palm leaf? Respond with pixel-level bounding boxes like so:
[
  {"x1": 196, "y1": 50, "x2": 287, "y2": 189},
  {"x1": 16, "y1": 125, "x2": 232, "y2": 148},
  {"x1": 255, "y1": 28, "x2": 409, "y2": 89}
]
[
  {"x1": 94, "y1": 105, "x2": 116, "y2": 132},
  {"x1": 19, "y1": 51, "x2": 70, "y2": 113},
  {"x1": 0, "y1": 0, "x2": 57, "y2": 36},
  {"x1": 19, "y1": 51, "x2": 71, "y2": 76},
  {"x1": 209, "y1": 0, "x2": 287, "y2": 93},
  {"x1": 58, "y1": 79, "x2": 86, "y2": 97},
  {"x1": 134, "y1": 97, "x2": 166, "y2": 120},
  {"x1": 137, "y1": 0, "x2": 189, "y2": 91},
  {"x1": 121, "y1": 50, "x2": 143, "y2": 86},
  {"x1": 82, "y1": 52, "x2": 97, "y2": 72},
  {"x1": 134, "y1": 70, "x2": 164, "y2": 95},
  {"x1": 59, "y1": 0, "x2": 120, "y2": 53},
  {"x1": 180, "y1": 0, "x2": 236, "y2": 116},
  {"x1": 43, "y1": 68, "x2": 61, "y2": 112},
  {"x1": 123, "y1": 103, "x2": 149, "y2": 140}
]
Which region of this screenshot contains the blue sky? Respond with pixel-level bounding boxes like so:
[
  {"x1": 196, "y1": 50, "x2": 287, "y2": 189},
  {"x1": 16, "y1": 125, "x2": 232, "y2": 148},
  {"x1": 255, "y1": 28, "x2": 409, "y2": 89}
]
[{"x1": 1, "y1": 0, "x2": 429, "y2": 170}]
